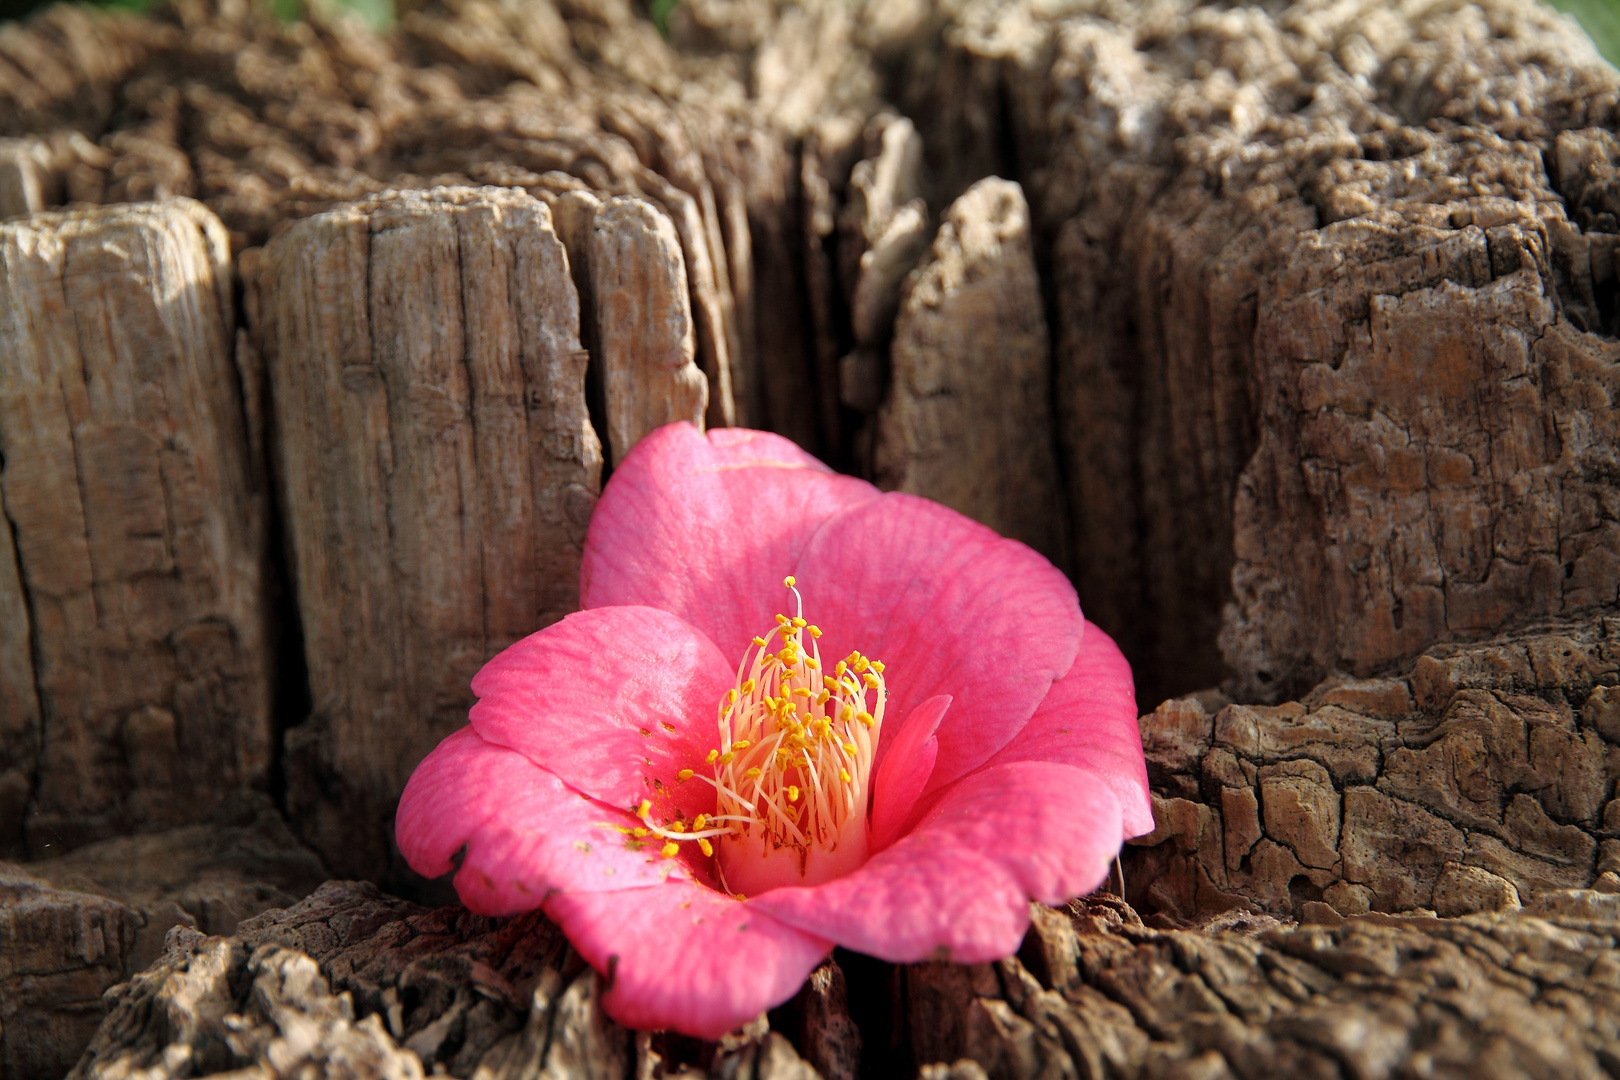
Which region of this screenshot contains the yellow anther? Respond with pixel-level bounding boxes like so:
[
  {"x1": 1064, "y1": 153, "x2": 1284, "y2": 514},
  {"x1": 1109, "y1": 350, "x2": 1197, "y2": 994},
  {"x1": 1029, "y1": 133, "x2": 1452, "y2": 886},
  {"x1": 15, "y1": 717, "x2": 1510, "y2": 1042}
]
[
  {"x1": 727, "y1": 688, "x2": 739, "y2": 704},
  {"x1": 733, "y1": 740, "x2": 751, "y2": 750},
  {"x1": 817, "y1": 689, "x2": 830, "y2": 705},
  {"x1": 843, "y1": 741, "x2": 857, "y2": 755},
  {"x1": 805, "y1": 657, "x2": 821, "y2": 670},
  {"x1": 633, "y1": 827, "x2": 649, "y2": 838},
  {"x1": 854, "y1": 657, "x2": 870, "y2": 673},
  {"x1": 794, "y1": 687, "x2": 811, "y2": 698},
  {"x1": 792, "y1": 616, "x2": 806, "y2": 628},
  {"x1": 706, "y1": 749, "x2": 720, "y2": 764},
  {"x1": 742, "y1": 679, "x2": 756, "y2": 694},
  {"x1": 834, "y1": 661, "x2": 847, "y2": 677},
  {"x1": 776, "y1": 613, "x2": 790, "y2": 626},
  {"x1": 784, "y1": 575, "x2": 796, "y2": 587},
  {"x1": 783, "y1": 702, "x2": 797, "y2": 716},
  {"x1": 840, "y1": 704, "x2": 854, "y2": 722},
  {"x1": 814, "y1": 719, "x2": 831, "y2": 736},
  {"x1": 809, "y1": 626, "x2": 822, "y2": 638},
  {"x1": 636, "y1": 799, "x2": 651, "y2": 818},
  {"x1": 787, "y1": 785, "x2": 800, "y2": 801},
  {"x1": 745, "y1": 767, "x2": 762, "y2": 779},
  {"x1": 694, "y1": 814, "x2": 707, "y2": 830},
  {"x1": 857, "y1": 711, "x2": 874, "y2": 727},
  {"x1": 677, "y1": 768, "x2": 694, "y2": 781},
  {"x1": 699, "y1": 838, "x2": 714, "y2": 857},
  {"x1": 661, "y1": 842, "x2": 679, "y2": 858},
  {"x1": 865, "y1": 673, "x2": 880, "y2": 689},
  {"x1": 871, "y1": 660, "x2": 885, "y2": 674},
  {"x1": 670, "y1": 821, "x2": 686, "y2": 833},
  {"x1": 753, "y1": 636, "x2": 768, "y2": 647},
  {"x1": 778, "y1": 647, "x2": 797, "y2": 663},
  {"x1": 839, "y1": 769, "x2": 852, "y2": 783},
  {"x1": 719, "y1": 751, "x2": 736, "y2": 765}
]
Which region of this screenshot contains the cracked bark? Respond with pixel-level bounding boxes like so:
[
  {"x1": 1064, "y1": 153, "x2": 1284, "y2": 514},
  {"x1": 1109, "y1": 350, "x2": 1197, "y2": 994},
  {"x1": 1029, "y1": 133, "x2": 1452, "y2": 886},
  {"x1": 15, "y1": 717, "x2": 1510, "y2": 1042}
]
[
  {"x1": 251, "y1": 187, "x2": 601, "y2": 884},
  {"x1": 888, "y1": 0, "x2": 1620, "y2": 704},
  {"x1": 0, "y1": 198, "x2": 271, "y2": 856},
  {"x1": 1126, "y1": 614, "x2": 1620, "y2": 925},
  {"x1": 5, "y1": 1, "x2": 1620, "y2": 1079}
]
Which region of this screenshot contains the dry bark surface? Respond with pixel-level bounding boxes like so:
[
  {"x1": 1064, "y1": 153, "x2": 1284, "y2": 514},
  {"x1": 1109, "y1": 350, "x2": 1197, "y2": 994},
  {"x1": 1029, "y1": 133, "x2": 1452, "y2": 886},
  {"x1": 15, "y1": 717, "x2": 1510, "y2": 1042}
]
[
  {"x1": 57, "y1": 879, "x2": 1620, "y2": 1080},
  {"x1": 250, "y1": 185, "x2": 600, "y2": 880},
  {"x1": 0, "y1": 197, "x2": 271, "y2": 857},
  {"x1": 888, "y1": 0, "x2": 1620, "y2": 703},
  {"x1": 5, "y1": 0, "x2": 1620, "y2": 1078},
  {"x1": 1126, "y1": 614, "x2": 1620, "y2": 925},
  {"x1": 0, "y1": 793, "x2": 325, "y2": 1080}
]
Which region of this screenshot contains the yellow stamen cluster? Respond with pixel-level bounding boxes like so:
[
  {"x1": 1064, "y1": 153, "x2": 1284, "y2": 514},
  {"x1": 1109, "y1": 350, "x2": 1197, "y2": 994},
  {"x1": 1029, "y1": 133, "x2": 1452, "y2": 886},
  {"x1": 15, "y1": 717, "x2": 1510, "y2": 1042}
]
[{"x1": 627, "y1": 577, "x2": 889, "y2": 882}]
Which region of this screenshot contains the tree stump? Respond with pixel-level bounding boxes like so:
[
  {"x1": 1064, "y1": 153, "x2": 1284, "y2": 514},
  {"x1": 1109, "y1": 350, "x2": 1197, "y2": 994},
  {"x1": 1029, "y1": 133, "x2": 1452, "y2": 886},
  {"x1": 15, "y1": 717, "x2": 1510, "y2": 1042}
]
[
  {"x1": 250, "y1": 185, "x2": 600, "y2": 881},
  {"x1": 3, "y1": 0, "x2": 1620, "y2": 1077},
  {"x1": 0, "y1": 198, "x2": 270, "y2": 856}
]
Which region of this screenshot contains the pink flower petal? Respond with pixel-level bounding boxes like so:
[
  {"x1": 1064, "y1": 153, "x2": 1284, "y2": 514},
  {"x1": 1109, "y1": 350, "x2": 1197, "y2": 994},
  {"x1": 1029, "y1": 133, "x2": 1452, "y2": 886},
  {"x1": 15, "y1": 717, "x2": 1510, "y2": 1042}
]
[
  {"x1": 546, "y1": 881, "x2": 832, "y2": 1039},
  {"x1": 982, "y1": 621, "x2": 1153, "y2": 838},
  {"x1": 794, "y1": 494, "x2": 1084, "y2": 793},
  {"x1": 468, "y1": 606, "x2": 734, "y2": 823},
  {"x1": 581, "y1": 424, "x2": 880, "y2": 661},
  {"x1": 869, "y1": 695, "x2": 948, "y2": 852},
  {"x1": 396, "y1": 729, "x2": 712, "y2": 914},
  {"x1": 750, "y1": 761, "x2": 1121, "y2": 962}
]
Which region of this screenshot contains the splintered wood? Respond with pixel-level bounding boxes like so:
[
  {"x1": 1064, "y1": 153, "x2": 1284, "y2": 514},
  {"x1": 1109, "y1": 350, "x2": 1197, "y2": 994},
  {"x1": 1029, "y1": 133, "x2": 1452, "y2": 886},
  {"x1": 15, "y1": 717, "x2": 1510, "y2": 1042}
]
[
  {"x1": 590, "y1": 196, "x2": 708, "y2": 465},
  {"x1": 875, "y1": 178, "x2": 1066, "y2": 567},
  {"x1": 252, "y1": 187, "x2": 601, "y2": 879},
  {"x1": 0, "y1": 199, "x2": 269, "y2": 857}
]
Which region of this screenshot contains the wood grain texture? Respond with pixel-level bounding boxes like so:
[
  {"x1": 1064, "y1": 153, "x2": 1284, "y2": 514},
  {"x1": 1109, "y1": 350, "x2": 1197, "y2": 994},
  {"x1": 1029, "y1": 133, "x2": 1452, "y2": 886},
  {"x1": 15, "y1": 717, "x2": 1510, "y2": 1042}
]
[
  {"x1": 254, "y1": 186, "x2": 601, "y2": 882},
  {"x1": 874, "y1": 177, "x2": 1067, "y2": 567},
  {"x1": 590, "y1": 195, "x2": 707, "y2": 465},
  {"x1": 0, "y1": 197, "x2": 270, "y2": 855},
  {"x1": 895, "y1": 0, "x2": 1620, "y2": 703}
]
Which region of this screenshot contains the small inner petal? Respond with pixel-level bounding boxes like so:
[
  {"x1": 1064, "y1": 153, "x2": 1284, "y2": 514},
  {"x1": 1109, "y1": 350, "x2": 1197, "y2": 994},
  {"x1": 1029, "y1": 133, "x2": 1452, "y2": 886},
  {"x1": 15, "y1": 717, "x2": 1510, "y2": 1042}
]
[{"x1": 637, "y1": 577, "x2": 889, "y2": 896}]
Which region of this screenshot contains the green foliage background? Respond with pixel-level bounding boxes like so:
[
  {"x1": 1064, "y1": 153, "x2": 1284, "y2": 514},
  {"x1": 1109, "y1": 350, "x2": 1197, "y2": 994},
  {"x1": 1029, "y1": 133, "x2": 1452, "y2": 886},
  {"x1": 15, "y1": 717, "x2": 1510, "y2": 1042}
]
[{"x1": 1547, "y1": 0, "x2": 1620, "y2": 63}]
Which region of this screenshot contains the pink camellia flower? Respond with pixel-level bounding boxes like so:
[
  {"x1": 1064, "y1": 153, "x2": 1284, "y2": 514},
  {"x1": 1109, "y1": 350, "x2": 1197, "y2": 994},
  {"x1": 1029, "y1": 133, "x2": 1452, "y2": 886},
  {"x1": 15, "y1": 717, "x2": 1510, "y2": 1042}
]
[{"x1": 396, "y1": 423, "x2": 1152, "y2": 1039}]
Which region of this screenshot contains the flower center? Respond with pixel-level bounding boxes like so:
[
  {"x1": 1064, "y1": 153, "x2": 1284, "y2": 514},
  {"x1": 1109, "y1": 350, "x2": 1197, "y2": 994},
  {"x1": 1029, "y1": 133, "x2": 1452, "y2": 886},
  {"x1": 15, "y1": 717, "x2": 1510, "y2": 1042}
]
[{"x1": 637, "y1": 577, "x2": 887, "y2": 896}]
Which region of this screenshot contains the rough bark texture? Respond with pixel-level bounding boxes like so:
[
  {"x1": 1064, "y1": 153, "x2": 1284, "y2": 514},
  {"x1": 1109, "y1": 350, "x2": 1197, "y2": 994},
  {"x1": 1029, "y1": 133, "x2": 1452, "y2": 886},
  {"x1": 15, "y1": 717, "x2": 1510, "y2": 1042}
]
[
  {"x1": 0, "y1": 795, "x2": 325, "y2": 1080},
  {"x1": 251, "y1": 186, "x2": 601, "y2": 883},
  {"x1": 0, "y1": 197, "x2": 271, "y2": 857},
  {"x1": 906, "y1": 893, "x2": 1620, "y2": 1080},
  {"x1": 0, "y1": 0, "x2": 874, "y2": 454},
  {"x1": 874, "y1": 176, "x2": 1066, "y2": 567},
  {"x1": 61, "y1": 880, "x2": 1620, "y2": 1080},
  {"x1": 888, "y1": 0, "x2": 1620, "y2": 703},
  {"x1": 590, "y1": 195, "x2": 708, "y2": 463},
  {"x1": 1125, "y1": 614, "x2": 1620, "y2": 925},
  {"x1": 835, "y1": 112, "x2": 929, "y2": 434},
  {"x1": 65, "y1": 880, "x2": 836, "y2": 1080},
  {"x1": 7, "y1": 2, "x2": 1620, "y2": 1079}
]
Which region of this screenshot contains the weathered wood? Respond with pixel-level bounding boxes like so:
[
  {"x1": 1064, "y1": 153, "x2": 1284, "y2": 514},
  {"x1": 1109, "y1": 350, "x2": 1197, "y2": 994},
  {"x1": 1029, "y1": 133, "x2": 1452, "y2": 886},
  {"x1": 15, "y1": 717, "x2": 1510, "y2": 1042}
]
[
  {"x1": 895, "y1": 0, "x2": 1620, "y2": 703},
  {"x1": 254, "y1": 187, "x2": 601, "y2": 882},
  {"x1": 1125, "y1": 614, "x2": 1620, "y2": 924},
  {"x1": 0, "y1": 794, "x2": 325, "y2": 1080},
  {"x1": 67, "y1": 880, "x2": 833, "y2": 1080},
  {"x1": 836, "y1": 114, "x2": 929, "y2": 419},
  {"x1": 1, "y1": 866, "x2": 140, "y2": 1080},
  {"x1": 908, "y1": 893, "x2": 1620, "y2": 1080},
  {"x1": 66, "y1": 879, "x2": 1620, "y2": 1080},
  {"x1": 874, "y1": 177, "x2": 1067, "y2": 567},
  {"x1": 590, "y1": 195, "x2": 708, "y2": 465},
  {"x1": 0, "y1": 197, "x2": 271, "y2": 854}
]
